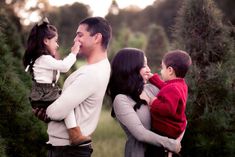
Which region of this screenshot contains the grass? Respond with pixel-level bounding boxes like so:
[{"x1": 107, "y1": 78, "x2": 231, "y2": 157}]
[{"x1": 92, "y1": 108, "x2": 126, "y2": 157}]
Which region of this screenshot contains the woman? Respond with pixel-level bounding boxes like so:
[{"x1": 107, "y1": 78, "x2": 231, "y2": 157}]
[{"x1": 107, "y1": 48, "x2": 181, "y2": 157}]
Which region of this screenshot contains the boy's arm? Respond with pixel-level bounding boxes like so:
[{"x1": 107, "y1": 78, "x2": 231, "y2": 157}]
[
  {"x1": 150, "y1": 86, "x2": 180, "y2": 116},
  {"x1": 149, "y1": 73, "x2": 166, "y2": 89}
]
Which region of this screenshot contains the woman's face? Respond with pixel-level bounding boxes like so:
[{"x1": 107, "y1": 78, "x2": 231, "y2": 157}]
[{"x1": 140, "y1": 56, "x2": 151, "y2": 83}]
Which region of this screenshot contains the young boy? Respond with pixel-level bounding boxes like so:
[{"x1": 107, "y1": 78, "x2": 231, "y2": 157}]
[{"x1": 149, "y1": 50, "x2": 192, "y2": 139}]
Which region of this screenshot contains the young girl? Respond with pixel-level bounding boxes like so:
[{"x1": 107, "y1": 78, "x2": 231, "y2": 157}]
[{"x1": 23, "y1": 18, "x2": 90, "y2": 145}]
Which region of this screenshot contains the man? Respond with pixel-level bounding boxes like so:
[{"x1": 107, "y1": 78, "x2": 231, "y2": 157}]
[{"x1": 36, "y1": 17, "x2": 112, "y2": 157}]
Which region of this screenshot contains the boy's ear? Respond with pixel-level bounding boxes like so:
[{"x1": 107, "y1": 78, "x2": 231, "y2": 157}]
[{"x1": 168, "y1": 66, "x2": 175, "y2": 75}]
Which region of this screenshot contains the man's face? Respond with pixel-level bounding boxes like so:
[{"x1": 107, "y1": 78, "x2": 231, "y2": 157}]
[{"x1": 74, "y1": 24, "x2": 95, "y2": 56}]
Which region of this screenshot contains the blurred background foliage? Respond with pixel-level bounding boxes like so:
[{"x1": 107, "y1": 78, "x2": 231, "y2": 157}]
[{"x1": 0, "y1": 0, "x2": 234, "y2": 156}]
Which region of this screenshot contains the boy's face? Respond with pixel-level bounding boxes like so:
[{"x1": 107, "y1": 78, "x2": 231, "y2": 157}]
[{"x1": 160, "y1": 61, "x2": 174, "y2": 81}]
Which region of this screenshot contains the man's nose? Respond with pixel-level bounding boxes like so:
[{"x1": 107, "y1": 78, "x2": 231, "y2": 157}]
[{"x1": 74, "y1": 36, "x2": 79, "y2": 42}]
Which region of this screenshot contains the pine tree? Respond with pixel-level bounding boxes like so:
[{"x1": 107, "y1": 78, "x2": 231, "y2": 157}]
[
  {"x1": 0, "y1": 7, "x2": 48, "y2": 157},
  {"x1": 172, "y1": 0, "x2": 235, "y2": 156},
  {"x1": 108, "y1": 25, "x2": 147, "y2": 59},
  {"x1": 145, "y1": 24, "x2": 169, "y2": 72},
  {"x1": 108, "y1": 0, "x2": 119, "y2": 15}
]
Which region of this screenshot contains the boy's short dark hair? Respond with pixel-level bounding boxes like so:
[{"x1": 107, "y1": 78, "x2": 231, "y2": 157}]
[
  {"x1": 163, "y1": 50, "x2": 192, "y2": 78},
  {"x1": 79, "y1": 17, "x2": 112, "y2": 50}
]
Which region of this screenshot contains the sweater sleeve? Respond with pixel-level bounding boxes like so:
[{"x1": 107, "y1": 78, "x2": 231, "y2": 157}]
[
  {"x1": 149, "y1": 73, "x2": 166, "y2": 89},
  {"x1": 46, "y1": 72, "x2": 96, "y2": 120},
  {"x1": 151, "y1": 85, "x2": 180, "y2": 117},
  {"x1": 39, "y1": 53, "x2": 76, "y2": 73},
  {"x1": 113, "y1": 95, "x2": 178, "y2": 152},
  {"x1": 144, "y1": 83, "x2": 159, "y2": 99}
]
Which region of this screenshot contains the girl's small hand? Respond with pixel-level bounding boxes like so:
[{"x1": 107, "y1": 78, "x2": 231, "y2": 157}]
[
  {"x1": 32, "y1": 108, "x2": 51, "y2": 123},
  {"x1": 71, "y1": 41, "x2": 81, "y2": 55}
]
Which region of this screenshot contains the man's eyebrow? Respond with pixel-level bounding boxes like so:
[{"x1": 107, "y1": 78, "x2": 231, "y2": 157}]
[{"x1": 76, "y1": 32, "x2": 82, "y2": 35}]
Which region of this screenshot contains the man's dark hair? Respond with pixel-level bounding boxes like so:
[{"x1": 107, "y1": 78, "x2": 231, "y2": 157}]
[
  {"x1": 163, "y1": 50, "x2": 192, "y2": 78},
  {"x1": 80, "y1": 17, "x2": 112, "y2": 49}
]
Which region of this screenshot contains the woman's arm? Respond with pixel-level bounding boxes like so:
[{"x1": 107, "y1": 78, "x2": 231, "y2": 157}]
[{"x1": 113, "y1": 95, "x2": 181, "y2": 153}]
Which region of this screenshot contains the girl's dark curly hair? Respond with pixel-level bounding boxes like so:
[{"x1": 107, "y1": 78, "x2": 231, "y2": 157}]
[
  {"x1": 107, "y1": 48, "x2": 147, "y2": 117},
  {"x1": 23, "y1": 21, "x2": 57, "y2": 70}
]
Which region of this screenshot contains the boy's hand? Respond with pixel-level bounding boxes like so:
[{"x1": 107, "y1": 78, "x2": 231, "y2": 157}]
[
  {"x1": 71, "y1": 41, "x2": 81, "y2": 55},
  {"x1": 150, "y1": 96, "x2": 157, "y2": 105},
  {"x1": 147, "y1": 72, "x2": 153, "y2": 80}
]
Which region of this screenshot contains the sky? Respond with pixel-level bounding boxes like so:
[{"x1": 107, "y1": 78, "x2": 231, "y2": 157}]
[
  {"x1": 48, "y1": 0, "x2": 156, "y2": 17},
  {"x1": 16, "y1": 0, "x2": 156, "y2": 25}
]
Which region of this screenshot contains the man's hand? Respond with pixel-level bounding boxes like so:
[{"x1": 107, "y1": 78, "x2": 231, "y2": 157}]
[{"x1": 32, "y1": 108, "x2": 51, "y2": 123}]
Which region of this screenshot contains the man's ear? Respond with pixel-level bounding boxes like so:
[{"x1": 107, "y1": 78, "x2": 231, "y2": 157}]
[{"x1": 94, "y1": 33, "x2": 102, "y2": 44}]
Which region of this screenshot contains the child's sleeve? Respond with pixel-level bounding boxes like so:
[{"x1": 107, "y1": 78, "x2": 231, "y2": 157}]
[
  {"x1": 144, "y1": 83, "x2": 159, "y2": 99},
  {"x1": 40, "y1": 53, "x2": 77, "y2": 73},
  {"x1": 150, "y1": 86, "x2": 180, "y2": 117},
  {"x1": 149, "y1": 73, "x2": 166, "y2": 89}
]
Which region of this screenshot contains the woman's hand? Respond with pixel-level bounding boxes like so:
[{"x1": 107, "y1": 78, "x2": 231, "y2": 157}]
[{"x1": 165, "y1": 138, "x2": 181, "y2": 154}]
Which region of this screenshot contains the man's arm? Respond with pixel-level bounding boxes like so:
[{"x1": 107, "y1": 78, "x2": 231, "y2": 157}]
[{"x1": 46, "y1": 73, "x2": 95, "y2": 120}]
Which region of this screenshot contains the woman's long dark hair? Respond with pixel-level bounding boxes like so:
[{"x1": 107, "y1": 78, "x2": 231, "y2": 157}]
[
  {"x1": 23, "y1": 21, "x2": 57, "y2": 69},
  {"x1": 107, "y1": 48, "x2": 147, "y2": 117}
]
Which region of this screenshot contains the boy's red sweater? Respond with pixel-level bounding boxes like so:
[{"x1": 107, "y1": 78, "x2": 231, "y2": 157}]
[{"x1": 149, "y1": 74, "x2": 187, "y2": 139}]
